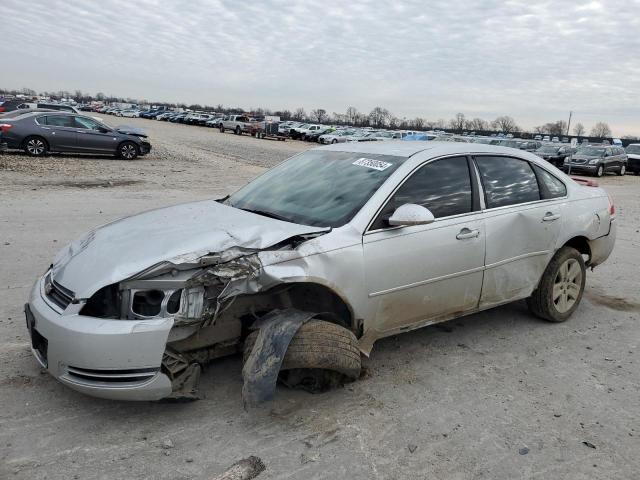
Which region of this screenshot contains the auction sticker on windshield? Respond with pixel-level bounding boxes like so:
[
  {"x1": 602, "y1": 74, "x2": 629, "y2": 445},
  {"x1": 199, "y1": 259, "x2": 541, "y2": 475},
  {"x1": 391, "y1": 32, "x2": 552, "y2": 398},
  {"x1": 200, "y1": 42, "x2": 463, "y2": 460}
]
[{"x1": 352, "y1": 158, "x2": 393, "y2": 171}]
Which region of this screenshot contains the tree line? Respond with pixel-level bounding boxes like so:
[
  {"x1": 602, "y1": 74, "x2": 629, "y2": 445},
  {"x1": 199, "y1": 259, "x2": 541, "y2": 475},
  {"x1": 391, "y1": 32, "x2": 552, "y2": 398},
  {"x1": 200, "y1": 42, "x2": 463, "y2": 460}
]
[{"x1": 0, "y1": 86, "x2": 625, "y2": 139}]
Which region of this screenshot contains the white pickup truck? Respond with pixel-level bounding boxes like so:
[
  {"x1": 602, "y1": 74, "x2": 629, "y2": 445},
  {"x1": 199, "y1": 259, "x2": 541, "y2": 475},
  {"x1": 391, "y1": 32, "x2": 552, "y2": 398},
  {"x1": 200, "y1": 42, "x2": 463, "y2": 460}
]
[{"x1": 219, "y1": 115, "x2": 252, "y2": 134}]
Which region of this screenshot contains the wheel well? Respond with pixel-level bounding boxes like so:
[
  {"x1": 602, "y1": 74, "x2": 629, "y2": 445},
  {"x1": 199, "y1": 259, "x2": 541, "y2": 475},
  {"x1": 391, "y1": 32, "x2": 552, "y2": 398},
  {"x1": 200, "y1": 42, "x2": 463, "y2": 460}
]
[
  {"x1": 22, "y1": 135, "x2": 48, "y2": 149},
  {"x1": 564, "y1": 236, "x2": 591, "y2": 263},
  {"x1": 117, "y1": 140, "x2": 139, "y2": 151},
  {"x1": 279, "y1": 283, "x2": 355, "y2": 332}
]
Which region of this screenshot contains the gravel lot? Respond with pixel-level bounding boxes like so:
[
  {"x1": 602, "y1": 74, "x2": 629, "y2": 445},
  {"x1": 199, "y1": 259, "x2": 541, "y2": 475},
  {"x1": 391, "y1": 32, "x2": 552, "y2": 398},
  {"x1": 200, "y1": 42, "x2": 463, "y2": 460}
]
[{"x1": 1, "y1": 118, "x2": 638, "y2": 479}]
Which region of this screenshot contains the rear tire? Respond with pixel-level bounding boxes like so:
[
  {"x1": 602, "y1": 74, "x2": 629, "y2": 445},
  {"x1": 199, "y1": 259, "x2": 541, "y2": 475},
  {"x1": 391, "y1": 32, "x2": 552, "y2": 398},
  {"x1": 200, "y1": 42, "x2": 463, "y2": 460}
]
[
  {"x1": 243, "y1": 319, "x2": 361, "y2": 392},
  {"x1": 527, "y1": 246, "x2": 586, "y2": 322},
  {"x1": 117, "y1": 141, "x2": 139, "y2": 160},
  {"x1": 23, "y1": 136, "x2": 48, "y2": 156}
]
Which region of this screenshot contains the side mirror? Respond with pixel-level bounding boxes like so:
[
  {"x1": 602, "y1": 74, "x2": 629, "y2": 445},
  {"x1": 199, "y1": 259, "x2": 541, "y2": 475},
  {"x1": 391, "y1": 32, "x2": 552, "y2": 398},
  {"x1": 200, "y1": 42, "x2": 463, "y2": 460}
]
[{"x1": 388, "y1": 204, "x2": 435, "y2": 227}]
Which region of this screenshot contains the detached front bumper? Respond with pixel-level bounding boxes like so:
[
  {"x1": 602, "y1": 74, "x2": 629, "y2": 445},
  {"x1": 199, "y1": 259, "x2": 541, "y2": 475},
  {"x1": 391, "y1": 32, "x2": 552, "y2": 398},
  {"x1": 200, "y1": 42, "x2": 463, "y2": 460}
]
[{"x1": 26, "y1": 276, "x2": 173, "y2": 400}]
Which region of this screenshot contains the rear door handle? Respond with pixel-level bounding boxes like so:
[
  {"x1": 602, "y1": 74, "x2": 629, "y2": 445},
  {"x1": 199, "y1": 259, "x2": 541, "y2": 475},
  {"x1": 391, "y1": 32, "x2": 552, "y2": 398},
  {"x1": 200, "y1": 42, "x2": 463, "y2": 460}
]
[
  {"x1": 543, "y1": 212, "x2": 561, "y2": 222},
  {"x1": 456, "y1": 228, "x2": 480, "y2": 240}
]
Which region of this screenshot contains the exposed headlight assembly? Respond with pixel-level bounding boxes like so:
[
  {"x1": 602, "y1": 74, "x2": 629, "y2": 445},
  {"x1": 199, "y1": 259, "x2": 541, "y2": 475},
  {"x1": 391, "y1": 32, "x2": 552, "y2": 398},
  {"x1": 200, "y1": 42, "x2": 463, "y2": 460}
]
[{"x1": 589, "y1": 159, "x2": 599, "y2": 165}]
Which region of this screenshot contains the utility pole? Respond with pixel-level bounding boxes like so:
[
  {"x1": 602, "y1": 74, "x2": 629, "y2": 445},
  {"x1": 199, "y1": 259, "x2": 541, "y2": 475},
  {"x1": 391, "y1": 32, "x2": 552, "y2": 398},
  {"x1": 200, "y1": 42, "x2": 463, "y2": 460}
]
[{"x1": 567, "y1": 111, "x2": 572, "y2": 136}]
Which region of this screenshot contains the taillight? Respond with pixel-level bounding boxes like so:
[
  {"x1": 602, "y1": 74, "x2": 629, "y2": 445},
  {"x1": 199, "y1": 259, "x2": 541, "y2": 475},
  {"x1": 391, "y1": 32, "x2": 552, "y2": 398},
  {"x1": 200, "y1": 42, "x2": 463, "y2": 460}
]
[
  {"x1": 607, "y1": 193, "x2": 615, "y2": 216},
  {"x1": 0, "y1": 106, "x2": 5, "y2": 112},
  {"x1": 0, "y1": 123, "x2": 12, "y2": 133}
]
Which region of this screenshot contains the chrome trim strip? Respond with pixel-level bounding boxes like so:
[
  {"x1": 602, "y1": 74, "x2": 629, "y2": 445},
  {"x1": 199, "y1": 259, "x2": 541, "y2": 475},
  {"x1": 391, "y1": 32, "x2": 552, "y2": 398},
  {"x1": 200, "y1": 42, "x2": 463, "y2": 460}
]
[
  {"x1": 369, "y1": 250, "x2": 551, "y2": 297},
  {"x1": 369, "y1": 265, "x2": 485, "y2": 297}
]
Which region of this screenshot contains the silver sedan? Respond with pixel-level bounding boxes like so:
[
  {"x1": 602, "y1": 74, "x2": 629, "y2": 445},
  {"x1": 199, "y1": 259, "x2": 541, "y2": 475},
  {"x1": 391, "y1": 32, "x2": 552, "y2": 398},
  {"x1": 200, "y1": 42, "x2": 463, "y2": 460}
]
[{"x1": 26, "y1": 142, "x2": 616, "y2": 402}]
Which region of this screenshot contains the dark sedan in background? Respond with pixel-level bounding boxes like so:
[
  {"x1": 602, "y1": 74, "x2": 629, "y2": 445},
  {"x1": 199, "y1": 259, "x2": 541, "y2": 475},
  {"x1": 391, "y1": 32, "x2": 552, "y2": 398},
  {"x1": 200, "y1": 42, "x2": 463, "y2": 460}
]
[
  {"x1": 0, "y1": 111, "x2": 150, "y2": 159},
  {"x1": 535, "y1": 144, "x2": 575, "y2": 168}
]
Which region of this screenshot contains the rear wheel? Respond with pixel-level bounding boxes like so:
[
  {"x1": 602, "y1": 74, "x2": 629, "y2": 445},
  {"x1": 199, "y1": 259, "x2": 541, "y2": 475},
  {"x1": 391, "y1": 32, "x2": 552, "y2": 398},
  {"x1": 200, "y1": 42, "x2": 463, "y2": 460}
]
[
  {"x1": 117, "y1": 141, "x2": 138, "y2": 160},
  {"x1": 23, "y1": 136, "x2": 48, "y2": 156},
  {"x1": 243, "y1": 319, "x2": 361, "y2": 392},
  {"x1": 527, "y1": 247, "x2": 586, "y2": 322}
]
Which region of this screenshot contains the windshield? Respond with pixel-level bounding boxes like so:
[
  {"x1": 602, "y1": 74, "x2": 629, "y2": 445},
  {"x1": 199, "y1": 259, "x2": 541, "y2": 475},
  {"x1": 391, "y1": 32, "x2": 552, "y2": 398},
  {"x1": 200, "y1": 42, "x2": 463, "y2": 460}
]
[
  {"x1": 226, "y1": 150, "x2": 406, "y2": 227},
  {"x1": 626, "y1": 145, "x2": 640, "y2": 154},
  {"x1": 536, "y1": 145, "x2": 560, "y2": 154},
  {"x1": 576, "y1": 146, "x2": 605, "y2": 157}
]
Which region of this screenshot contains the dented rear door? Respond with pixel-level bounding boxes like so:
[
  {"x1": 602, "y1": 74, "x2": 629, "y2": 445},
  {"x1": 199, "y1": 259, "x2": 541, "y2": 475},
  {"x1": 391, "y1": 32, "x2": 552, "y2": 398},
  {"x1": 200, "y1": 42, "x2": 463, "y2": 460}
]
[{"x1": 475, "y1": 155, "x2": 563, "y2": 308}]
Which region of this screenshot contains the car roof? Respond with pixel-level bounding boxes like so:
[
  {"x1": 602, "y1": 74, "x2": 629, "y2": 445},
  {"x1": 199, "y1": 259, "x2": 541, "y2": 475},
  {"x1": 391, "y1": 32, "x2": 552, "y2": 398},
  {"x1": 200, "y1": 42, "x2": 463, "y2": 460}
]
[{"x1": 315, "y1": 140, "x2": 542, "y2": 158}]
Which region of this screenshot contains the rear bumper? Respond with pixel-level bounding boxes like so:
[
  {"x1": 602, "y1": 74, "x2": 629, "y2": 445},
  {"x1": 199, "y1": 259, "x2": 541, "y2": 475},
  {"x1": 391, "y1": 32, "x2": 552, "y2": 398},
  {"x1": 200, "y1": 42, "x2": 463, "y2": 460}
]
[
  {"x1": 589, "y1": 220, "x2": 616, "y2": 268},
  {"x1": 26, "y1": 275, "x2": 173, "y2": 400}
]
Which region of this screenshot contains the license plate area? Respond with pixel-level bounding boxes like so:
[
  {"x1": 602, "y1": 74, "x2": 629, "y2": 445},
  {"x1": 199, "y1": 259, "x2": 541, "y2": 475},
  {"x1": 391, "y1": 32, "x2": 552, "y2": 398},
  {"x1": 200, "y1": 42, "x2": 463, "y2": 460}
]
[{"x1": 25, "y1": 304, "x2": 48, "y2": 367}]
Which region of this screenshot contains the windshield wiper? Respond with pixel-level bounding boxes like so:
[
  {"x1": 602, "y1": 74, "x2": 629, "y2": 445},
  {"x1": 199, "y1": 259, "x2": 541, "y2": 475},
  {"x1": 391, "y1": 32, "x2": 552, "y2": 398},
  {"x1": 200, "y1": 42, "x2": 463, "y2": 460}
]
[{"x1": 238, "y1": 207, "x2": 291, "y2": 222}]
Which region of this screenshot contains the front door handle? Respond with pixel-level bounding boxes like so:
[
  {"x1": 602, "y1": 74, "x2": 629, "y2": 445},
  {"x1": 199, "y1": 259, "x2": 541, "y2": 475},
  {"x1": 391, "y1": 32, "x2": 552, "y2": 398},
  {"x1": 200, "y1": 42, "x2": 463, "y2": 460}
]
[
  {"x1": 543, "y1": 212, "x2": 561, "y2": 222},
  {"x1": 456, "y1": 228, "x2": 480, "y2": 240}
]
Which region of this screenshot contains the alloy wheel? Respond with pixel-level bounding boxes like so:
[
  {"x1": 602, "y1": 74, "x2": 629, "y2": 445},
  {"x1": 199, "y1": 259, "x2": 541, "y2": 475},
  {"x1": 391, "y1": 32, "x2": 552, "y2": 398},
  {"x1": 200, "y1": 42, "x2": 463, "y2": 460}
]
[
  {"x1": 26, "y1": 138, "x2": 45, "y2": 155},
  {"x1": 552, "y1": 258, "x2": 583, "y2": 313},
  {"x1": 121, "y1": 144, "x2": 137, "y2": 159}
]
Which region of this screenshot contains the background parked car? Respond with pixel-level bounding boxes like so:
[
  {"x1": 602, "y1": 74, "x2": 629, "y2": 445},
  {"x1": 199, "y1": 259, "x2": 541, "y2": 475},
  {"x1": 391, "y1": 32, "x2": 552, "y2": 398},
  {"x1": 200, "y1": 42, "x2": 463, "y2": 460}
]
[
  {"x1": 0, "y1": 111, "x2": 151, "y2": 159},
  {"x1": 624, "y1": 143, "x2": 640, "y2": 175},
  {"x1": 564, "y1": 145, "x2": 627, "y2": 177},
  {"x1": 220, "y1": 115, "x2": 252, "y2": 134},
  {"x1": 535, "y1": 144, "x2": 575, "y2": 168}
]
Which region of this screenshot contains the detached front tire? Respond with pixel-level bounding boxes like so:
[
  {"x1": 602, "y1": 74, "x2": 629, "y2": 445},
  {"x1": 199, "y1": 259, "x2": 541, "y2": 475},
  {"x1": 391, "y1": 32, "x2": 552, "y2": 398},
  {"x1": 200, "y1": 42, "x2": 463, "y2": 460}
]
[
  {"x1": 244, "y1": 319, "x2": 361, "y2": 392},
  {"x1": 117, "y1": 141, "x2": 139, "y2": 160},
  {"x1": 527, "y1": 246, "x2": 586, "y2": 322}
]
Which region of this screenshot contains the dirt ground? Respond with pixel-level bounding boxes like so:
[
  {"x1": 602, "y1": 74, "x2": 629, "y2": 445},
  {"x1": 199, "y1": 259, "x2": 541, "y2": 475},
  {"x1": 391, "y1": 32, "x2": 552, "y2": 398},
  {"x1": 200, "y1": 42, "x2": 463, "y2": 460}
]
[{"x1": 1, "y1": 118, "x2": 638, "y2": 480}]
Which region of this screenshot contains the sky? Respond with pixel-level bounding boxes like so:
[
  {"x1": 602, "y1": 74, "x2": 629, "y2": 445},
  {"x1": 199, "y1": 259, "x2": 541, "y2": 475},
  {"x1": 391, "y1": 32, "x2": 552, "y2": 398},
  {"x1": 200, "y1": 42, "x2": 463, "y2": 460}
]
[{"x1": 1, "y1": 0, "x2": 639, "y2": 135}]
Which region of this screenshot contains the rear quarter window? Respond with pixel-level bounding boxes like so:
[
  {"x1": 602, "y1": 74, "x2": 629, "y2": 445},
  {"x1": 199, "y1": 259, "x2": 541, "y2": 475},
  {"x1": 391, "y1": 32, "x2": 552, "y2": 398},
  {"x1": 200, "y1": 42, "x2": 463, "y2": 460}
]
[{"x1": 532, "y1": 164, "x2": 567, "y2": 199}]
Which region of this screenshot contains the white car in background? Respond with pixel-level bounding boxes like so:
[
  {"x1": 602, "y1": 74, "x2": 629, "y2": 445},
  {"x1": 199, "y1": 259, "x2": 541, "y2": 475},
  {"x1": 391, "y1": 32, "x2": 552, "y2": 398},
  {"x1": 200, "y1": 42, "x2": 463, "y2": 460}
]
[
  {"x1": 319, "y1": 130, "x2": 358, "y2": 144},
  {"x1": 120, "y1": 110, "x2": 140, "y2": 118}
]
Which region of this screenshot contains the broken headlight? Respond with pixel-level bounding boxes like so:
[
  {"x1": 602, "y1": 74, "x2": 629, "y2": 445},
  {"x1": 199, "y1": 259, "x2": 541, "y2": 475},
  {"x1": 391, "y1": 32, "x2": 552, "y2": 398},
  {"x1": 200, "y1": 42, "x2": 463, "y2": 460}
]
[{"x1": 122, "y1": 288, "x2": 183, "y2": 319}]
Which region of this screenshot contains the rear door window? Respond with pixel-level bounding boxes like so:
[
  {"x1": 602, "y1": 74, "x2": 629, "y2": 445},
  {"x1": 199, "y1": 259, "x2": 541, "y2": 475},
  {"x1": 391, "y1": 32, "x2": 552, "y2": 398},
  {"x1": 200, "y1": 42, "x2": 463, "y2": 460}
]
[
  {"x1": 475, "y1": 156, "x2": 540, "y2": 208},
  {"x1": 46, "y1": 115, "x2": 74, "y2": 127}
]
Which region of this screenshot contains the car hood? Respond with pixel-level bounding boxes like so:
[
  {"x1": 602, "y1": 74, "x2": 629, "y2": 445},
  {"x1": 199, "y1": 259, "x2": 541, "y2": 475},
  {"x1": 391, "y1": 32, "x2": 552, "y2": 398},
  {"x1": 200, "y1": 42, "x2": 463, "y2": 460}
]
[
  {"x1": 51, "y1": 200, "x2": 328, "y2": 299},
  {"x1": 116, "y1": 125, "x2": 147, "y2": 137},
  {"x1": 572, "y1": 154, "x2": 599, "y2": 161}
]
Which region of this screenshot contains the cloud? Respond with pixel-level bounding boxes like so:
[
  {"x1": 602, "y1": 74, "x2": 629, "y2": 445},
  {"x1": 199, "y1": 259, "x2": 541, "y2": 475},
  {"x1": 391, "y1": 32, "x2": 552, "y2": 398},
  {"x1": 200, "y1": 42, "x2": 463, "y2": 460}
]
[{"x1": 1, "y1": 0, "x2": 638, "y2": 135}]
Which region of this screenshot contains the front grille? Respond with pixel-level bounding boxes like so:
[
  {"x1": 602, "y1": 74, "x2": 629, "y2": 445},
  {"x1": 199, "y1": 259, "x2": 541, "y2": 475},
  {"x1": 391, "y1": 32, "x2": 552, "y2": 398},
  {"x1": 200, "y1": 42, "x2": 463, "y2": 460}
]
[
  {"x1": 66, "y1": 366, "x2": 159, "y2": 385},
  {"x1": 571, "y1": 158, "x2": 587, "y2": 165},
  {"x1": 45, "y1": 274, "x2": 74, "y2": 310}
]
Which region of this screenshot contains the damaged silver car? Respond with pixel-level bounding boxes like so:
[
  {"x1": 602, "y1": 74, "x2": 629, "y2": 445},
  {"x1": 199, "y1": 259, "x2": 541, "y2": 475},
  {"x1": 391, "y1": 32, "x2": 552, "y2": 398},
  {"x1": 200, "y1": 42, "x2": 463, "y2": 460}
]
[{"x1": 25, "y1": 142, "x2": 616, "y2": 403}]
